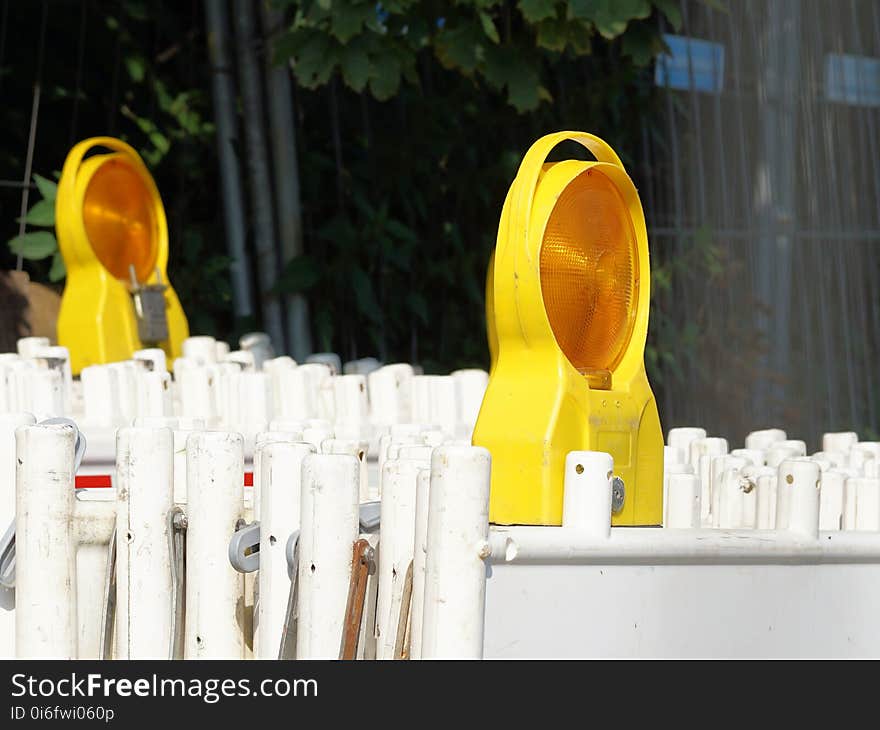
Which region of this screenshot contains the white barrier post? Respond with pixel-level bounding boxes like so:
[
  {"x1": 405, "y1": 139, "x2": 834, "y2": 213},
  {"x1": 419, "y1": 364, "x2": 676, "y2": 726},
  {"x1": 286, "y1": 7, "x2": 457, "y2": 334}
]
[
  {"x1": 257, "y1": 441, "x2": 314, "y2": 659},
  {"x1": 185, "y1": 431, "x2": 245, "y2": 659},
  {"x1": 745, "y1": 428, "x2": 786, "y2": 451},
  {"x1": 452, "y1": 369, "x2": 489, "y2": 435},
  {"x1": 15, "y1": 423, "x2": 78, "y2": 658},
  {"x1": 115, "y1": 427, "x2": 174, "y2": 659},
  {"x1": 731, "y1": 448, "x2": 765, "y2": 466},
  {"x1": 179, "y1": 367, "x2": 217, "y2": 421},
  {"x1": 849, "y1": 445, "x2": 876, "y2": 476},
  {"x1": 823, "y1": 431, "x2": 858, "y2": 454},
  {"x1": 710, "y1": 455, "x2": 746, "y2": 528},
  {"x1": 322, "y1": 439, "x2": 370, "y2": 502},
  {"x1": 377, "y1": 456, "x2": 427, "y2": 659},
  {"x1": 819, "y1": 469, "x2": 847, "y2": 531},
  {"x1": 0, "y1": 413, "x2": 35, "y2": 658},
  {"x1": 253, "y1": 431, "x2": 303, "y2": 521},
  {"x1": 409, "y1": 468, "x2": 432, "y2": 660},
  {"x1": 562, "y1": 451, "x2": 613, "y2": 537},
  {"x1": 776, "y1": 459, "x2": 820, "y2": 538},
  {"x1": 183, "y1": 336, "x2": 218, "y2": 365},
  {"x1": 665, "y1": 473, "x2": 701, "y2": 528},
  {"x1": 667, "y1": 427, "x2": 706, "y2": 465},
  {"x1": 851, "y1": 478, "x2": 880, "y2": 531},
  {"x1": 17, "y1": 336, "x2": 49, "y2": 359},
  {"x1": 333, "y1": 375, "x2": 369, "y2": 428},
  {"x1": 368, "y1": 364, "x2": 414, "y2": 426},
  {"x1": 297, "y1": 454, "x2": 360, "y2": 659},
  {"x1": 692, "y1": 437, "x2": 727, "y2": 526},
  {"x1": 756, "y1": 470, "x2": 778, "y2": 529},
  {"x1": 135, "y1": 371, "x2": 172, "y2": 418},
  {"x1": 421, "y1": 446, "x2": 491, "y2": 659}
]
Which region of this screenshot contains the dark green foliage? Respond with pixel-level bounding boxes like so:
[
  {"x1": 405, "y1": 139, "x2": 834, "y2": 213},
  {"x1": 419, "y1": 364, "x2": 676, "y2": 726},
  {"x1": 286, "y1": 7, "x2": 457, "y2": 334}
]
[
  {"x1": 271, "y1": 0, "x2": 680, "y2": 372},
  {"x1": 0, "y1": 0, "x2": 235, "y2": 338}
]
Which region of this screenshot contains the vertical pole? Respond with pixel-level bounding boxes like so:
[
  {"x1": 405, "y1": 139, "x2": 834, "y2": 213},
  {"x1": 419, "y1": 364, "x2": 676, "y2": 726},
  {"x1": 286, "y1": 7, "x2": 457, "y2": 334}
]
[
  {"x1": 820, "y1": 469, "x2": 847, "y2": 531},
  {"x1": 185, "y1": 431, "x2": 244, "y2": 658},
  {"x1": 204, "y1": 0, "x2": 254, "y2": 320},
  {"x1": 421, "y1": 446, "x2": 491, "y2": 659},
  {"x1": 115, "y1": 427, "x2": 173, "y2": 659},
  {"x1": 776, "y1": 458, "x2": 820, "y2": 537},
  {"x1": 233, "y1": 0, "x2": 285, "y2": 351},
  {"x1": 256, "y1": 441, "x2": 314, "y2": 659},
  {"x1": 297, "y1": 454, "x2": 359, "y2": 659},
  {"x1": 409, "y1": 467, "x2": 431, "y2": 659},
  {"x1": 376, "y1": 457, "x2": 426, "y2": 658},
  {"x1": 0, "y1": 413, "x2": 35, "y2": 658},
  {"x1": 15, "y1": 423, "x2": 77, "y2": 658},
  {"x1": 665, "y1": 473, "x2": 701, "y2": 529},
  {"x1": 562, "y1": 451, "x2": 613, "y2": 537},
  {"x1": 259, "y1": 1, "x2": 312, "y2": 361}
]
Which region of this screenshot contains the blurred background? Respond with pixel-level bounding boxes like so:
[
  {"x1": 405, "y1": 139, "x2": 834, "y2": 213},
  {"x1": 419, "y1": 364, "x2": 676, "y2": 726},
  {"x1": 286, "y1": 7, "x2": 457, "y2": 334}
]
[{"x1": 0, "y1": 0, "x2": 878, "y2": 448}]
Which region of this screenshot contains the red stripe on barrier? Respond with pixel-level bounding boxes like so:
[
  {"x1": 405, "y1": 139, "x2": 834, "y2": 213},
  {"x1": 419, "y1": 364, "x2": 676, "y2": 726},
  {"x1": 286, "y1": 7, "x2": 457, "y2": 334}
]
[
  {"x1": 75, "y1": 474, "x2": 113, "y2": 489},
  {"x1": 75, "y1": 473, "x2": 255, "y2": 488}
]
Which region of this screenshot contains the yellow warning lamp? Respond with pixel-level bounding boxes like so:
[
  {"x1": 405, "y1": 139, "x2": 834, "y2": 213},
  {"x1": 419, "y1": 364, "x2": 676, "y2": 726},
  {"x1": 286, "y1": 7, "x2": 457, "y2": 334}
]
[
  {"x1": 55, "y1": 137, "x2": 189, "y2": 373},
  {"x1": 473, "y1": 131, "x2": 664, "y2": 526}
]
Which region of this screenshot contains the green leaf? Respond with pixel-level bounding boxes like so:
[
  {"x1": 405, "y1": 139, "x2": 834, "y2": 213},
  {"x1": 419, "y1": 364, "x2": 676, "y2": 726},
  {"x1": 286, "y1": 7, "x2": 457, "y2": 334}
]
[
  {"x1": 341, "y1": 42, "x2": 371, "y2": 92},
  {"x1": 351, "y1": 267, "x2": 382, "y2": 322},
  {"x1": 621, "y1": 21, "x2": 665, "y2": 66},
  {"x1": 330, "y1": 2, "x2": 375, "y2": 43},
  {"x1": 125, "y1": 54, "x2": 146, "y2": 83},
  {"x1": 478, "y1": 11, "x2": 500, "y2": 44},
  {"x1": 568, "y1": 0, "x2": 650, "y2": 39},
  {"x1": 483, "y1": 46, "x2": 545, "y2": 112},
  {"x1": 536, "y1": 18, "x2": 567, "y2": 51},
  {"x1": 33, "y1": 173, "x2": 57, "y2": 202},
  {"x1": 435, "y1": 24, "x2": 485, "y2": 74},
  {"x1": 48, "y1": 251, "x2": 66, "y2": 282},
  {"x1": 368, "y1": 51, "x2": 402, "y2": 101},
  {"x1": 8, "y1": 231, "x2": 58, "y2": 260},
  {"x1": 652, "y1": 0, "x2": 682, "y2": 29},
  {"x1": 518, "y1": 0, "x2": 558, "y2": 23},
  {"x1": 272, "y1": 254, "x2": 321, "y2": 294},
  {"x1": 21, "y1": 199, "x2": 55, "y2": 227},
  {"x1": 293, "y1": 33, "x2": 339, "y2": 88}
]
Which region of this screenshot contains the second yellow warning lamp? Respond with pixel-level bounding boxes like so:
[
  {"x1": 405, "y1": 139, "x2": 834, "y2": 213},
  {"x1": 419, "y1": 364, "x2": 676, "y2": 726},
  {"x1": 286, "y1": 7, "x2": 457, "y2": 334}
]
[
  {"x1": 473, "y1": 131, "x2": 664, "y2": 526},
  {"x1": 56, "y1": 137, "x2": 189, "y2": 373}
]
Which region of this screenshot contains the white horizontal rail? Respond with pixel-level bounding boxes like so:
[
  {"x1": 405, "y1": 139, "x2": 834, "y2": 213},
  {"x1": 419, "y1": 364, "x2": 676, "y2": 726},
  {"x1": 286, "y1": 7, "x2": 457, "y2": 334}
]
[{"x1": 490, "y1": 526, "x2": 880, "y2": 565}]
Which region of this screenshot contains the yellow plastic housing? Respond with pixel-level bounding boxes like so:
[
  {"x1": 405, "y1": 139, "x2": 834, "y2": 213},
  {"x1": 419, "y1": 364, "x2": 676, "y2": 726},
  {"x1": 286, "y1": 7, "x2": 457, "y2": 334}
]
[
  {"x1": 55, "y1": 137, "x2": 189, "y2": 374},
  {"x1": 472, "y1": 131, "x2": 664, "y2": 526}
]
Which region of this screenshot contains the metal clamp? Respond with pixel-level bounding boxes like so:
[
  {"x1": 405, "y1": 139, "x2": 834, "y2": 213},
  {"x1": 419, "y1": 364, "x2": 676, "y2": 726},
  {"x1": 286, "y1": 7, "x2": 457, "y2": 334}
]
[
  {"x1": 611, "y1": 476, "x2": 625, "y2": 515},
  {"x1": 0, "y1": 522, "x2": 15, "y2": 590},
  {"x1": 98, "y1": 527, "x2": 117, "y2": 660},
  {"x1": 339, "y1": 539, "x2": 377, "y2": 660},
  {"x1": 392, "y1": 560, "x2": 415, "y2": 660},
  {"x1": 1, "y1": 418, "x2": 86, "y2": 591},
  {"x1": 278, "y1": 531, "x2": 300, "y2": 660},
  {"x1": 168, "y1": 506, "x2": 188, "y2": 659},
  {"x1": 228, "y1": 520, "x2": 261, "y2": 574},
  {"x1": 359, "y1": 501, "x2": 381, "y2": 532}
]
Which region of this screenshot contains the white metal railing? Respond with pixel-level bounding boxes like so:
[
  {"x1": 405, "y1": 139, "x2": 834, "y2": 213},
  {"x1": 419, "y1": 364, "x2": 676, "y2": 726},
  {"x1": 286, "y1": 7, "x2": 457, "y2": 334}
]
[
  {"x1": 1, "y1": 335, "x2": 491, "y2": 660},
  {"x1": 9, "y1": 333, "x2": 880, "y2": 658}
]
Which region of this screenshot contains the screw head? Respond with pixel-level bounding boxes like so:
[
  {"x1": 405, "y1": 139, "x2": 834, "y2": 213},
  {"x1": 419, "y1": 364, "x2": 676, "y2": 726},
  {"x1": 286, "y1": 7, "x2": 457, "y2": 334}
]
[{"x1": 611, "y1": 476, "x2": 625, "y2": 514}]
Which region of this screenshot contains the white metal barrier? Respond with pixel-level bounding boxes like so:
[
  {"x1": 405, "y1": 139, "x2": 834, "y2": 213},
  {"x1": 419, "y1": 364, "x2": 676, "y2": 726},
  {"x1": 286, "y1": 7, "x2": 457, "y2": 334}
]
[
  {"x1": 2, "y1": 335, "x2": 490, "y2": 660},
  {"x1": 10, "y1": 333, "x2": 880, "y2": 659}
]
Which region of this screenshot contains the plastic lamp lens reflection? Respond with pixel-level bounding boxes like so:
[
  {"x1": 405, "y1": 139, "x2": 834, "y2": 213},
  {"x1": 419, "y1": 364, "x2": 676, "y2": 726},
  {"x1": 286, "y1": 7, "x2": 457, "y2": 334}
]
[{"x1": 539, "y1": 169, "x2": 638, "y2": 382}]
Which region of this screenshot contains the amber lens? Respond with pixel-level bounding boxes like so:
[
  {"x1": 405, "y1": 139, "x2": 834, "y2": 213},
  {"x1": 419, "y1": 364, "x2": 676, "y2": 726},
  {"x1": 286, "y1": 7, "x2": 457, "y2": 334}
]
[
  {"x1": 82, "y1": 157, "x2": 157, "y2": 281},
  {"x1": 539, "y1": 168, "x2": 638, "y2": 373}
]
